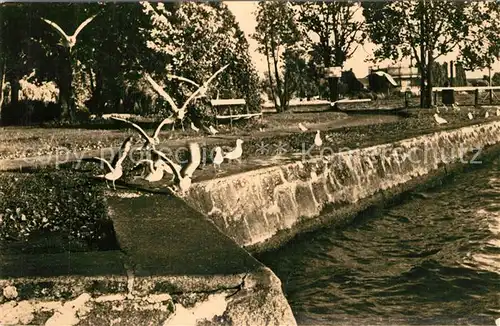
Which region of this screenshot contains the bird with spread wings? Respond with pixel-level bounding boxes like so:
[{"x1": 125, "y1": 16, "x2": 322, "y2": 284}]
[
  {"x1": 110, "y1": 116, "x2": 174, "y2": 150},
  {"x1": 145, "y1": 64, "x2": 229, "y2": 131},
  {"x1": 41, "y1": 13, "x2": 98, "y2": 51}
]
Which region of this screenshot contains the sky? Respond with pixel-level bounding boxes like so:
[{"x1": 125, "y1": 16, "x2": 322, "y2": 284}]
[{"x1": 225, "y1": 1, "x2": 498, "y2": 80}]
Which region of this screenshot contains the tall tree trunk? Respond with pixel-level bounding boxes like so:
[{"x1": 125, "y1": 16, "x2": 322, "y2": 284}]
[
  {"x1": 0, "y1": 59, "x2": 6, "y2": 118},
  {"x1": 264, "y1": 42, "x2": 278, "y2": 110},
  {"x1": 419, "y1": 0, "x2": 426, "y2": 108},
  {"x1": 9, "y1": 77, "x2": 19, "y2": 106},
  {"x1": 426, "y1": 52, "x2": 434, "y2": 108},
  {"x1": 271, "y1": 46, "x2": 285, "y2": 112},
  {"x1": 59, "y1": 50, "x2": 75, "y2": 122}
]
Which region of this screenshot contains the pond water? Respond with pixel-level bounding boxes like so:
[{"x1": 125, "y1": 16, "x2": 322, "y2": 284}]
[{"x1": 257, "y1": 156, "x2": 500, "y2": 325}]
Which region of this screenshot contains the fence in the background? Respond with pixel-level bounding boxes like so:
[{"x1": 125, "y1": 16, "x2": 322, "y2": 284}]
[{"x1": 432, "y1": 86, "x2": 500, "y2": 107}]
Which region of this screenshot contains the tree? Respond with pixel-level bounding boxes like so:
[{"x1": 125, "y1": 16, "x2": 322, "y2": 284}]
[
  {"x1": 253, "y1": 0, "x2": 304, "y2": 112},
  {"x1": 363, "y1": 1, "x2": 500, "y2": 108},
  {"x1": 492, "y1": 72, "x2": 500, "y2": 86},
  {"x1": 294, "y1": 1, "x2": 366, "y2": 102}
]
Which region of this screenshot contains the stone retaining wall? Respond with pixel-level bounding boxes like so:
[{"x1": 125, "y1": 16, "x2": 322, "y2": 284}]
[{"x1": 186, "y1": 121, "x2": 500, "y2": 248}]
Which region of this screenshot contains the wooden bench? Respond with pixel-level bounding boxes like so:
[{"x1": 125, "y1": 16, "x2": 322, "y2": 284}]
[
  {"x1": 330, "y1": 98, "x2": 372, "y2": 110},
  {"x1": 211, "y1": 99, "x2": 262, "y2": 129}
]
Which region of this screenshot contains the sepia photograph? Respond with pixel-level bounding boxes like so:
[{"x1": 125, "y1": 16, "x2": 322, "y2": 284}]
[{"x1": 0, "y1": 1, "x2": 499, "y2": 325}]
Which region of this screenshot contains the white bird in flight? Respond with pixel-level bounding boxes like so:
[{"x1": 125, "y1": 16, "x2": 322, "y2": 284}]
[
  {"x1": 91, "y1": 136, "x2": 133, "y2": 190},
  {"x1": 145, "y1": 64, "x2": 229, "y2": 131},
  {"x1": 152, "y1": 143, "x2": 201, "y2": 194},
  {"x1": 224, "y1": 139, "x2": 243, "y2": 164},
  {"x1": 434, "y1": 113, "x2": 447, "y2": 125},
  {"x1": 166, "y1": 74, "x2": 200, "y2": 88},
  {"x1": 41, "y1": 14, "x2": 97, "y2": 51},
  {"x1": 314, "y1": 130, "x2": 323, "y2": 147},
  {"x1": 111, "y1": 116, "x2": 174, "y2": 150},
  {"x1": 298, "y1": 123, "x2": 308, "y2": 132}
]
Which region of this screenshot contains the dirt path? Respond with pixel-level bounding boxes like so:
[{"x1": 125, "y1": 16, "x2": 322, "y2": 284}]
[{"x1": 0, "y1": 114, "x2": 401, "y2": 172}]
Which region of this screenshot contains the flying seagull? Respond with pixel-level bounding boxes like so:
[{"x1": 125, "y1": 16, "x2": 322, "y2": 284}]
[
  {"x1": 41, "y1": 14, "x2": 97, "y2": 51},
  {"x1": 166, "y1": 74, "x2": 200, "y2": 88},
  {"x1": 434, "y1": 113, "x2": 447, "y2": 125},
  {"x1": 91, "y1": 136, "x2": 133, "y2": 190},
  {"x1": 145, "y1": 64, "x2": 229, "y2": 131},
  {"x1": 152, "y1": 143, "x2": 201, "y2": 194},
  {"x1": 223, "y1": 139, "x2": 243, "y2": 164},
  {"x1": 111, "y1": 116, "x2": 174, "y2": 150}
]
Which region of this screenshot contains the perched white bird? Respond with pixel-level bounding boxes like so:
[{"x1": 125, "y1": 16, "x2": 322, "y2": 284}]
[
  {"x1": 223, "y1": 139, "x2": 244, "y2": 164},
  {"x1": 133, "y1": 159, "x2": 165, "y2": 182},
  {"x1": 145, "y1": 64, "x2": 229, "y2": 131},
  {"x1": 41, "y1": 14, "x2": 97, "y2": 51},
  {"x1": 152, "y1": 143, "x2": 201, "y2": 194},
  {"x1": 485, "y1": 111, "x2": 490, "y2": 118},
  {"x1": 496, "y1": 108, "x2": 500, "y2": 117},
  {"x1": 111, "y1": 116, "x2": 174, "y2": 150},
  {"x1": 190, "y1": 122, "x2": 200, "y2": 132},
  {"x1": 298, "y1": 123, "x2": 308, "y2": 132},
  {"x1": 150, "y1": 150, "x2": 181, "y2": 181},
  {"x1": 314, "y1": 130, "x2": 323, "y2": 147},
  {"x1": 91, "y1": 136, "x2": 133, "y2": 190},
  {"x1": 212, "y1": 147, "x2": 224, "y2": 172},
  {"x1": 468, "y1": 112, "x2": 474, "y2": 120},
  {"x1": 434, "y1": 113, "x2": 448, "y2": 125},
  {"x1": 208, "y1": 125, "x2": 219, "y2": 135}
]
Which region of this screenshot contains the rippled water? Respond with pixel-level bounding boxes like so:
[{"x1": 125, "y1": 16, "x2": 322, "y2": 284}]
[{"x1": 257, "y1": 158, "x2": 500, "y2": 325}]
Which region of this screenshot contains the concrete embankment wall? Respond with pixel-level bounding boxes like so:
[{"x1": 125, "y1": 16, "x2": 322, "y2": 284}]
[
  {"x1": 1, "y1": 191, "x2": 297, "y2": 326},
  {"x1": 186, "y1": 121, "x2": 500, "y2": 249}
]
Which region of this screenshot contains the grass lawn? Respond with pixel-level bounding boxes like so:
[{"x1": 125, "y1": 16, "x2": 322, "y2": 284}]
[{"x1": 0, "y1": 110, "x2": 348, "y2": 161}]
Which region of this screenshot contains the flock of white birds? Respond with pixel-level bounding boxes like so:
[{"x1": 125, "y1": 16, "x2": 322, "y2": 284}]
[
  {"x1": 87, "y1": 134, "x2": 244, "y2": 195},
  {"x1": 433, "y1": 103, "x2": 500, "y2": 126},
  {"x1": 38, "y1": 14, "x2": 247, "y2": 195}
]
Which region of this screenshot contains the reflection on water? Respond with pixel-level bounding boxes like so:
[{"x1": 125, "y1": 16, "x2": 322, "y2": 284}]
[{"x1": 257, "y1": 156, "x2": 500, "y2": 325}]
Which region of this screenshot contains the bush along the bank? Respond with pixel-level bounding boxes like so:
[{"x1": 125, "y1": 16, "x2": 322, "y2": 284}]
[{"x1": 0, "y1": 169, "x2": 117, "y2": 253}]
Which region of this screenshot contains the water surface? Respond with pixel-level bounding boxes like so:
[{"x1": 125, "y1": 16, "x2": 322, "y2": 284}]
[{"x1": 258, "y1": 157, "x2": 500, "y2": 325}]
